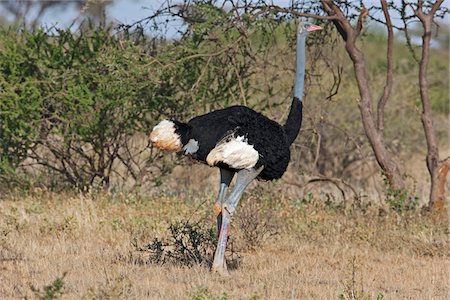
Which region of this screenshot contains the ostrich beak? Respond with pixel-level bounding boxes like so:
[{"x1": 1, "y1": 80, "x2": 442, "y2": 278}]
[{"x1": 307, "y1": 25, "x2": 322, "y2": 32}]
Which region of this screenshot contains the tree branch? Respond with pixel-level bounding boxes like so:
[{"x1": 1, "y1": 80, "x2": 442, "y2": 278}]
[
  {"x1": 241, "y1": 4, "x2": 339, "y2": 20},
  {"x1": 355, "y1": 5, "x2": 368, "y2": 37},
  {"x1": 321, "y1": 0, "x2": 352, "y2": 41},
  {"x1": 430, "y1": 0, "x2": 445, "y2": 16},
  {"x1": 377, "y1": 0, "x2": 394, "y2": 133},
  {"x1": 413, "y1": 0, "x2": 445, "y2": 207}
]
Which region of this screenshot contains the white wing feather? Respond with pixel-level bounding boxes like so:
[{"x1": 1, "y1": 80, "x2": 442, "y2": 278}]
[{"x1": 206, "y1": 136, "x2": 259, "y2": 169}]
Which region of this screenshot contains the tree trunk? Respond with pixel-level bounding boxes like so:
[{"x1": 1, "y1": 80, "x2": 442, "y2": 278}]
[
  {"x1": 415, "y1": 8, "x2": 445, "y2": 209},
  {"x1": 348, "y1": 47, "x2": 405, "y2": 189}
]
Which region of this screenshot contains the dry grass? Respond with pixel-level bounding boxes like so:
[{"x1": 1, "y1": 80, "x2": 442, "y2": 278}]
[{"x1": 0, "y1": 190, "x2": 448, "y2": 299}]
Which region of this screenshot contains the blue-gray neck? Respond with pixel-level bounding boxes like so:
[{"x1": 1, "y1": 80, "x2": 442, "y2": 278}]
[
  {"x1": 283, "y1": 27, "x2": 306, "y2": 146},
  {"x1": 294, "y1": 31, "x2": 306, "y2": 100}
]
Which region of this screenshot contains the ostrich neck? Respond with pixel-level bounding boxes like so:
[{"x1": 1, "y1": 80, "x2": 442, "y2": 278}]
[
  {"x1": 294, "y1": 32, "x2": 306, "y2": 100},
  {"x1": 283, "y1": 31, "x2": 306, "y2": 146}
]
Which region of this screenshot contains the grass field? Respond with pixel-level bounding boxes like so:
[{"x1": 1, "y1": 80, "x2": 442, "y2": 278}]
[{"x1": 0, "y1": 189, "x2": 448, "y2": 299}]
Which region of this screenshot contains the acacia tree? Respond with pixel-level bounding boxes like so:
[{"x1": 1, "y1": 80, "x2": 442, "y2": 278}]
[
  {"x1": 283, "y1": 0, "x2": 449, "y2": 209},
  {"x1": 407, "y1": 0, "x2": 449, "y2": 210},
  {"x1": 315, "y1": 0, "x2": 448, "y2": 209}
]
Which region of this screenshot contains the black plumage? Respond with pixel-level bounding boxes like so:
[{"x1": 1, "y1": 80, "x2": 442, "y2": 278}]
[{"x1": 172, "y1": 98, "x2": 302, "y2": 180}]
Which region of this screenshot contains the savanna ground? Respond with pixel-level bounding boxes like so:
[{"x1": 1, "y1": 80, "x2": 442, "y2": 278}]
[{"x1": 1, "y1": 184, "x2": 448, "y2": 299}]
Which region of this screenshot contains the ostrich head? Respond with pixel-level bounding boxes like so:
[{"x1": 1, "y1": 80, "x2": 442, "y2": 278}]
[{"x1": 298, "y1": 22, "x2": 322, "y2": 35}]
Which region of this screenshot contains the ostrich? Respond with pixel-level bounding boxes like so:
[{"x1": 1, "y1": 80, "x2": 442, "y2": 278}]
[{"x1": 150, "y1": 22, "x2": 321, "y2": 275}]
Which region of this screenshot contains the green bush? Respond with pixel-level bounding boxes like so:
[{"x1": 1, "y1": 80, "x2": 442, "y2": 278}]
[
  {"x1": 0, "y1": 27, "x2": 193, "y2": 189},
  {"x1": 0, "y1": 27, "x2": 161, "y2": 188},
  {"x1": 0, "y1": 16, "x2": 257, "y2": 190}
]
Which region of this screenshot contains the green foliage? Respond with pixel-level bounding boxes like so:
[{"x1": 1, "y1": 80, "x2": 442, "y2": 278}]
[
  {"x1": 385, "y1": 187, "x2": 418, "y2": 212},
  {"x1": 0, "y1": 27, "x2": 161, "y2": 188},
  {"x1": 31, "y1": 272, "x2": 67, "y2": 300},
  {"x1": 382, "y1": 172, "x2": 419, "y2": 212},
  {"x1": 188, "y1": 287, "x2": 228, "y2": 300}
]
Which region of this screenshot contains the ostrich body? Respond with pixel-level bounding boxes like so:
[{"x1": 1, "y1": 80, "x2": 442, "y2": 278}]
[{"x1": 150, "y1": 22, "x2": 321, "y2": 275}]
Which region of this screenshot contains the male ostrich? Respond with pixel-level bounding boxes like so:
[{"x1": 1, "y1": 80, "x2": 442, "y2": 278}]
[{"x1": 150, "y1": 22, "x2": 321, "y2": 275}]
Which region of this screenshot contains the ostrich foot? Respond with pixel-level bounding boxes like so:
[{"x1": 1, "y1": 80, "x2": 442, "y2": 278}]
[{"x1": 211, "y1": 260, "x2": 229, "y2": 276}]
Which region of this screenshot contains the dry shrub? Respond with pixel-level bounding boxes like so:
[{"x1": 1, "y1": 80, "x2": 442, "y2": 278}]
[
  {"x1": 338, "y1": 257, "x2": 385, "y2": 300},
  {"x1": 84, "y1": 275, "x2": 134, "y2": 300},
  {"x1": 234, "y1": 195, "x2": 280, "y2": 251},
  {"x1": 135, "y1": 220, "x2": 223, "y2": 267}
]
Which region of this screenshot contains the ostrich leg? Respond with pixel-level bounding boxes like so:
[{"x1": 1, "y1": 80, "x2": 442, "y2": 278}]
[
  {"x1": 214, "y1": 169, "x2": 234, "y2": 235},
  {"x1": 211, "y1": 166, "x2": 263, "y2": 275}
]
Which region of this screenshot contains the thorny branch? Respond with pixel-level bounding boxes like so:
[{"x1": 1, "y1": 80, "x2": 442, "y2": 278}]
[
  {"x1": 283, "y1": 175, "x2": 359, "y2": 203},
  {"x1": 235, "y1": 4, "x2": 339, "y2": 20}
]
